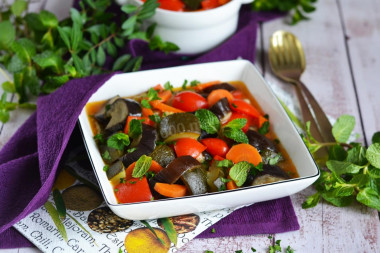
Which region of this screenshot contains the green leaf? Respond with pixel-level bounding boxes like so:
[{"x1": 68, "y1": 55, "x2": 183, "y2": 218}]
[
  {"x1": 70, "y1": 8, "x2": 83, "y2": 25},
  {"x1": 326, "y1": 160, "x2": 361, "y2": 175},
  {"x1": 52, "y1": 189, "x2": 66, "y2": 219},
  {"x1": 217, "y1": 159, "x2": 233, "y2": 168},
  {"x1": 33, "y1": 51, "x2": 63, "y2": 73},
  {"x1": 11, "y1": 0, "x2": 27, "y2": 17},
  {"x1": 147, "y1": 88, "x2": 161, "y2": 101},
  {"x1": 121, "y1": 4, "x2": 138, "y2": 14},
  {"x1": 268, "y1": 153, "x2": 282, "y2": 165},
  {"x1": 346, "y1": 145, "x2": 367, "y2": 166},
  {"x1": 349, "y1": 174, "x2": 370, "y2": 188},
  {"x1": 132, "y1": 56, "x2": 143, "y2": 72},
  {"x1": 372, "y1": 132, "x2": 380, "y2": 144},
  {"x1": 258, "y1": 120, "x2": 270, "y2": 135},
  {"x1": 332, "y1": 115, "x2": 355, "y2": 143},
  {"x1": 11, "y1": 39, "x2": 36, "y2": 64},
  {"x1": 66, "y1": 212, "x2": 95, "y2": 243},
  {"x1": 107, "y1": 133, "x2": 130, "y2": 150},
  {"x1": 195, "y1": 109, "x2": 220, "y2": 134},
  {"x1": 7, "y1": 55, "x2": 26, "y2": 73},
  {"x1": 41, "y1": 30, "x2": 54, "y2": 48},
  {"x1": 72, "y1": 54, "x2": 85, "y2": 77},
  {"x1": 24, "y1": 67, "x2": 40, "y2": 96},
  {"x1": 39, "y1": 10, "x2": 58, "y2": 28},
  {"x1": 70, "y1": 20, "x2": 83, "y2": 51},
  {"x1": 2, "y1": 81, "x2": 16, "y2": 93},
  {"x1": 223, "y1": 128, "x2": 249, "y2": 144},
  {"x1": 229, "y1": 161, "x2": 252, "y2": 187},
  {"x1": 13, "y1": 72, "x2": 27, "y2": 103},
  {"x1": 366, "y1": 143, "x2": 380, "y2": 168},
  {"x1": 121, "y1": 15, "x2": 137, "y2": 36},
  {"x1": 57, "y1": 26, "x2": 71, "y2": 49},
  {"x1": 224, "y1": 118, "x2": 247, "y2": 130},
  {"x1": 24, "y1": 13, "x2": 45, "y2": 32},
  {"x1": 132, "y1": 155, "x2": 152, "y2": 178},
  {"x1": 42, "y1": 75, "x2": 70, "y2": 93},
  {"x1": 164, "y1": 81, "x2": 173, "y2": 92},
  {"x1": 328, "y1": 144, "x2": 347, "y2": 161},
  {"x1": 356, "y1": 187, "x2": 380, "y2": 211},
  {"x1": 332, "y1": 182, "x2": 355, "y2": 197},
  {"x1": 129, "y1": 119, "x2": 143, "y2": 139},
  {"x1": 138, "y1": 0, "x2": 160, "y2": 20},
  {"x1": 321, "y1": 191, "x2": 354, "y2": 207},
  {"x1": 96, "y1": 46, "x2": 106, "y2": 66},
  {"x1": 140, "y1": 220, "x2": 165, "y2": 245},
  {"x1": 106, "y1": 41, "x2": 117, "y2": 58},
  {"x1": 141, "y1": 99, "x2": 151, "y2": 109},
  {"x1": 302, "y1": 192, "x2": 321, "y2": 209},
  {"x1": 149, "y1": 114, "x2": 161, "y2": 123},
  {"x1": 0, "y1": 21, "x2": 16, "y2": 50},
  {"x1": 149, "y1": 35, "x2": 180, "y2": 54},
  {"x1": 114, "y1": 37, "x2": 125, "y2": 48},
  {"x1": 158, "y1": 218, "x2": 177, "y2": 246},
  {"x1": 44, "y1": 201, "x2": 68, "y2": 242},
  {"x1": 0, "y1": 108, "x2": 10, "y2": 123},
  {"x1": 368, "y1": 165, "x2": 380, "y2": 179},
  {"x1": 301, "y1": 1, "x2": 316, "y2": 13},
  {"x1": 112, "y1": 54, "x2": 131, "y2": 71}
]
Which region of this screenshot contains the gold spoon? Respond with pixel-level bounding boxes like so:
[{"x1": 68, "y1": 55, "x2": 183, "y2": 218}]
[{"x1": 269, "y1": 30, "x2": 335, "y2": 145}]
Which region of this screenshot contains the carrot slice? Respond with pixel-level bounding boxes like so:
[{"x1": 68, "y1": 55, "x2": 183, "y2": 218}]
[
  {"x1": 207, "y1": 89, "x2": 234, "y2": 106},
  {"x1": 157, "y1": 90, "x2": 172, "y2": 103},
  {"x1": 258, "y1": 115, "x2": 268, "y2": 128},
  {"x1": 226, "y1": 179, "x2": 238, "y2": 190},
  {"x1": 142, "y1": 107, "x2": 154, "y2": 118},
  {"x1": 226, "y1": 143, "x2": 262, "y2": 166},
  {"x1": 154, "y1": 84, "x2": 163, "y2": 91},
  {"x1": 194, "y1": 80, "x2": 221, "y2": 91},
  {"x1": 150, "y1": 100, "x2": 184, "y2": 113},
  {"x1": 154, "y1": 183, "x2": 187, "y2": 198}
]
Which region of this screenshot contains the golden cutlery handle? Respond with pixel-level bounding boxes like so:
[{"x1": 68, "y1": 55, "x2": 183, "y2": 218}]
[{"x1": 298, "y1": 81, "x2": 335, "y2": 143}]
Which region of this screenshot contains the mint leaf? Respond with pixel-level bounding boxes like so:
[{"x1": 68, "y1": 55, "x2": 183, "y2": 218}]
[
  {"x1": 32, "y1": 51, "x2": 63, "y2": 72},
  {"x1": 132, "y1": 155, "x2": 152, "y2": 178},
  {"x1": 147, "y1": 88, "x2": 161, "y2": 101},
  {"x1": 372, "y1": 132, "x2": 380, "y2": 144},
  {"x1": 326, "y1": 160, "x2": 361, "y2": 175},
  {"x1": 328, "y1": 144, "x2": 347, "y2": 161},
  {"x1": 332, "y1": 182, "x2": 355, "y2": 197},
  {"x1": 356, "y1": 187, "x2": 380, "y2": 211},
  {"x1": 349, "y1": 174, "x2": 370, "y2": 188},
  {"x1": 195, "y1": 109, "x2": 220, "y2": 134},
  {"x1": 346, "y1": 145, "x2": 367, "y2": 166},
  {"x1": 107, "y1": 133, "x2": 130, "y2": 150},
  {"x1": 93, "y1": 133, "x2": 105, "y2": 144},
  {"x1": 368, "y1": 165, "x2": 380, "y2": 179},
  {"x1": 149, "y1": 114, "x2": 161, "y2": 123},
  {"x1": 269, "y1": 153, "x2": 282, "y2": 165},
  {"x1": 366, "y1": 143, "x2": 380, "y2": 169},
  {"x1": 39, "y1": 10, "x2": 58, "y2": 28},
  {"x1": 302, "y1": 192, "x2": 320, "y2": 209},
  {"x1": 223, "y1": 128, "x2": 249, "y2": 144},
  {"x1": 141, "y1": 99, "x2": 151, "y2": 108},
  {"x1": 224, "y1": 118, "x2": 247, "y2": 129},
  {"x1": 11, "y1": 0, "x2": 27, "y2": 17},
  {"x1": 0, "y1": 21, "x2": 16, "y2": 50},
  {"x1": 321, "y1": 191, "x2": 354, "y2": 207},
  {"x1": 164, "y1": 81, "x2": 173, "y2": 92},
  {"x1": 229, "y1": 161, "x2": 252, "y2": 187},
  {"x1": 332, "y1": 115, "x2": 355, "y2": 143},
  {"x1": 11, "y1": 38, "x2": 36, "y2": 64},
  {"x1": 102, "y1": 150, "x2": 111, "y2": 161},
  {"x1": 217, "y1": 159, "x2": 233, "y2": 168},
  {"x1": 129, "y1": 119, "x2": 142, "y2": 139},
  {"x1": 258, "y1": 121, "x2": 270, "y2": 135}
]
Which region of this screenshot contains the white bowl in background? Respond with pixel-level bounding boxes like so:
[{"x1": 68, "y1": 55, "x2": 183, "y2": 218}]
[
  {"x1": 127, "y1": 0, "x2": 253, "y2": 54},
  {"x1": 78, "y1": 60, "x2": 319, "y2": 220}
]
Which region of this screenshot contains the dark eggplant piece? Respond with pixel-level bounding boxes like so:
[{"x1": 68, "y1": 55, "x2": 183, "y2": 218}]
[
  {"x1": 106, "y1": 160, "x2": 125, "y2": 185},
  {"x1": 105, "y1": 99, "x2": 129, "y2": 133},
  {"x1": 121, "y1": 124, "x2": 157, "y2": 167},
  {"x1": 246, "y1": 130, "x2": 281, "y2": 164},
  {"x1": 248, "y1": 164, "x2": 291, "y2": 186},
  {"x1": 154, "y1": 156, "x2": 201, "y2": 184},
  {"x1": 159, "y1": 113, "x2": 201, "y2": 142},
  {"x1": 94, "y1": 96, "x2": 120, "y2": 125},
  {"x1": 125, "y1": 99, "x2": 142, "y2": 116},
  {"x1": 198, "y1": 129, "x2": 218, "y2": 140},
  {"x1": 100, "y1": 145, "x2": 124, "y2": 164},
  {"x1": 150, "y1": 145, "x2": 176, "y2": 168},
  {"x1": 202, "y1": 82, "x2": 236, "y2": 93},
  {"x1": 181, "y1": 166, "x2": 208, "y2": 195},
  {"x1": 209, "y1": 98, "x2": 232, "y2": 123}
]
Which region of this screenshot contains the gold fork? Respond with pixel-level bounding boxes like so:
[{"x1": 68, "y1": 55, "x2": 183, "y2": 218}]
[{"x1": 269, "y1": 30, "x2": 335, "y2": 145}]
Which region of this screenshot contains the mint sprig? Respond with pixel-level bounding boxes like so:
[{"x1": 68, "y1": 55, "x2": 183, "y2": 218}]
[
  {"x1": 195, "y1": 109, "x2": 220, "y2": 134},
  {"x1": 300, "y1": 114, "x2": 380, "y2": 211},
  {"x1": 107, "y1": 133, "x2": 130, "y2": 150},
  {"x1": 222, "y1": 118, "x2": 249, "y2": 144},
  {"x1": 129, "y1": 119, "x2": 143, "y2": 139},
  {"x1": 229, "y1": 161, "x2": 252, "y2": 187},
  {"x1": 132, "y1": 155, "x2": 152, "y2": 178}
]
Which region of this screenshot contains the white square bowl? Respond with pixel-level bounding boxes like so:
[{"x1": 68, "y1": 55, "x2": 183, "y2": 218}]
[{"x1": 78, "y1": 59, "x2": 319, "y2": 220}]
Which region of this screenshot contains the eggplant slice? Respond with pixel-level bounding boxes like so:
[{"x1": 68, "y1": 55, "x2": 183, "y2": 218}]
[
  {"x1": 154, "y1": 156, "x2": 201, "y2": 184},
  {"x1": 209, "y1": 98, "x2": 232, "y2": 123},
  {"x1": 246, "y1": 130, "x2": 282, "y2": 164},
  {"x1": 202, "y1": 82, "x2": 236, "y2": 93},
  {"x1": 250, "y1": 164, "x2": 291, "y2": 186},
  {"x1": 121, "y1": 124, "x2": 157, "y2": 167},
  {"x1": 159, "y1": 113, "x2": 201, "y2": 142}
]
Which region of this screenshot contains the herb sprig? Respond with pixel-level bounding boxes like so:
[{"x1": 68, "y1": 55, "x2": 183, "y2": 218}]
[
  {"x1": 0, "y1": 0, "x2": 178, "y2": 123},
  {"x1": 300, "y1": 115, "x2": 380, "y2": 211}
]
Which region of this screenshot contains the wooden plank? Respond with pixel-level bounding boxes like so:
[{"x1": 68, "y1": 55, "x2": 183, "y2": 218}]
[
  {"x1": 260, "y1": 0, "x2": 380, "y2": 252},
  {"x1": 339, "y1": 0, "x2": 380, "y2": 145}
]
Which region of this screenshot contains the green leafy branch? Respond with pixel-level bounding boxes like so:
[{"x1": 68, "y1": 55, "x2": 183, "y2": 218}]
[
  {"x1": 252, "y1": 0, "x2": 318, "y2": 25},
  {"x1": 300, "y1": 114, "x2": 380, "y2": 211},
  {"x1": 0, "y1": 0, "x2": 179, "y2": 123}
]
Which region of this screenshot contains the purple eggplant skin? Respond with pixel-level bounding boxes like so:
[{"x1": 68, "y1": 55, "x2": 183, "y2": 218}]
[
  {"x1": 125, "y1": 99, "x2": 142, "y2": 116},
  {"x1": 202, "y1": 82, "x2": 236, "y2": 93},
  {"x1": 121, "y1": 124, "x2": 157, "y2": 168},
  {"x1": 246, "y1": 130, "x2": 277, "y2": 153},
  {"x1": 244, "y1": 164, "x2": 291, "y2": 186},
  {"x1": 209, "y1": 98, "x2": 232, "y2": 122},
  {"x1": 154, "y1": 156, "x2": 201, "y2": 184}
]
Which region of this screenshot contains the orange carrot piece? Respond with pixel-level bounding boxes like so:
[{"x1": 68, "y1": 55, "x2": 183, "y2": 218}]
[
  {"x1": 142, "y1": 107, "x2": 154, "y2": 118},
  {"x1": 226, "y1": 179, "x2": 238, "y2": 190},
  {"x1": 207, "y1": 89, "x2": 234, "y2": 106},
  {"x1": 194, "y1": 80, "x2": 221, "y2": 91},
  {"x1": 154, "y1": 183, "x2": 187, "y2": 198},
  {"x1": 154, "y1": 84, "x2": 164, "y2": 91},
  {"x1": 258, "y1": 115, "x2": 268, "y2": 128},
  {"x1": 226, "y1": 143, "x2": 262, "y2": 166},
  {"x1": 158, "y1": 90, "x2": 172, "y2": 103},
  {"x1": 150, "y1": 100, "x2": 184, "y2": 113}
]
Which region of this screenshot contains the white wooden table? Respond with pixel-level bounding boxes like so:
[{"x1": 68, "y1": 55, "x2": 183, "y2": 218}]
[{"x1": 1, "y1": 0, "x2": 380, "y2": 252}]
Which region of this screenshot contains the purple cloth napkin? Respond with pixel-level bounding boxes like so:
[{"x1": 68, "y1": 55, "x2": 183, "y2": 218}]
[{"x1": 0, "y1": 6, "x2": 299, "y2": 249}]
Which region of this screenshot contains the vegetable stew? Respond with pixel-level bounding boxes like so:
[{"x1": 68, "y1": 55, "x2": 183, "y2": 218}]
[
  {"x1": 86, "y1": 80, "x2": 298, "y2": 204},
  {"x1": 142, "y1": 0, "x2": 231, "y2": 11}
]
